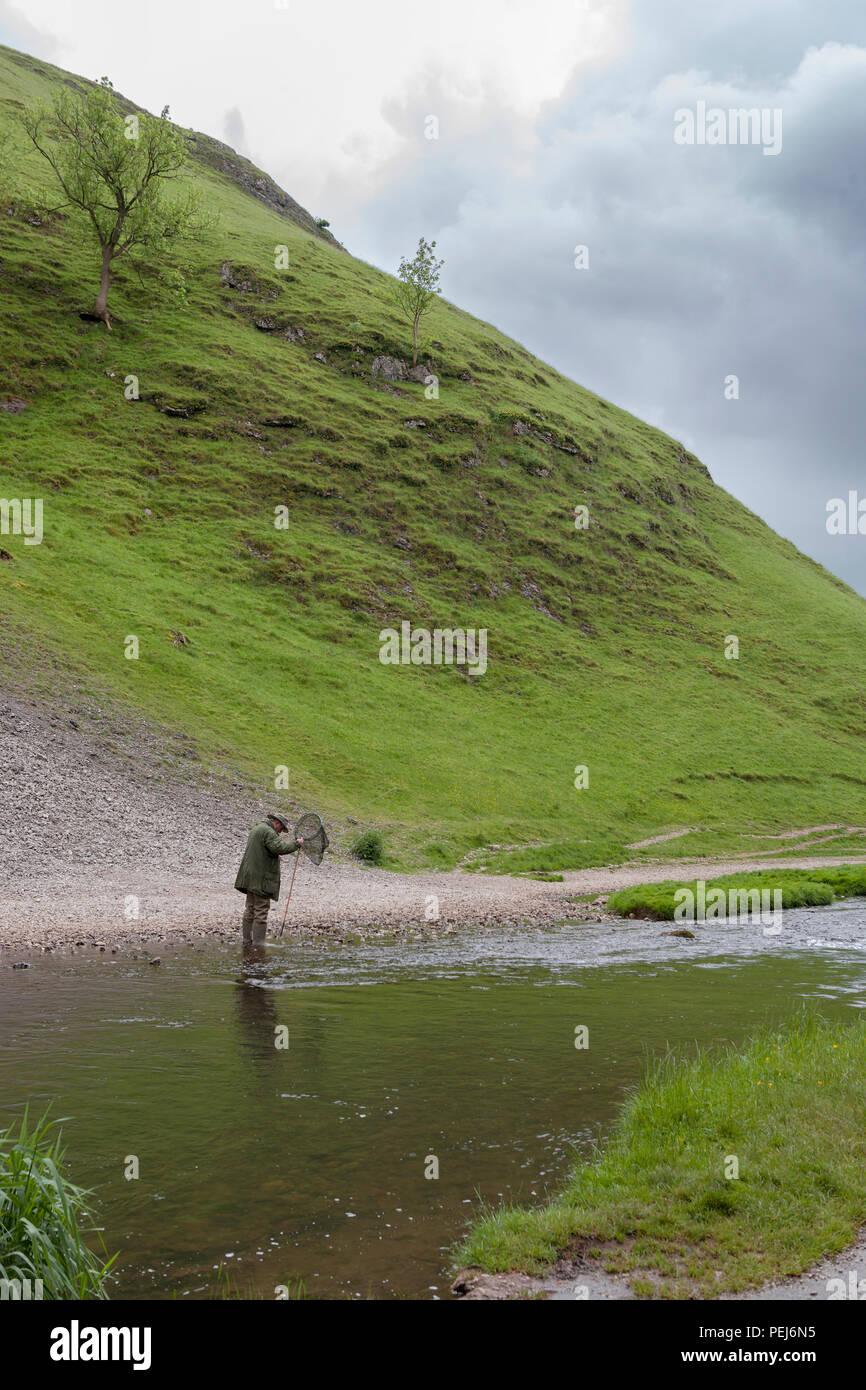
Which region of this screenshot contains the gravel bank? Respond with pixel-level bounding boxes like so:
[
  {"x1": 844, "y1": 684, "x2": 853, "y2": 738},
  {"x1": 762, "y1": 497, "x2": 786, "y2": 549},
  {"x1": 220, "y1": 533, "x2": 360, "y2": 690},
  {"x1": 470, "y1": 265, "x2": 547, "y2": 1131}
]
[
  {"x1": 4, "y1": 684, "x2": 866, "y2": 958},
  {"x1": 0, "y1": 686, "x2": 604, "y2": 954}
]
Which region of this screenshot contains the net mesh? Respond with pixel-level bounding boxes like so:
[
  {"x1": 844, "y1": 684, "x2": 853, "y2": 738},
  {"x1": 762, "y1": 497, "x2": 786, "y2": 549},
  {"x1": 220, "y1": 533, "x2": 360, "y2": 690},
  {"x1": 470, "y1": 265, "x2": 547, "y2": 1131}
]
[{"x1": 294, "y1": 812, "x2": 329, "y2": 866}]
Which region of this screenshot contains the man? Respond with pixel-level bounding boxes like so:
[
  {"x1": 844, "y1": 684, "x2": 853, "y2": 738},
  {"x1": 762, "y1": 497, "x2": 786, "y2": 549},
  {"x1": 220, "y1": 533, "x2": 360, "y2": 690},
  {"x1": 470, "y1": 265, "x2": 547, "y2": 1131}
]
[{"x1": 234, "y1": 813, "x2": 304, "y2": 943}]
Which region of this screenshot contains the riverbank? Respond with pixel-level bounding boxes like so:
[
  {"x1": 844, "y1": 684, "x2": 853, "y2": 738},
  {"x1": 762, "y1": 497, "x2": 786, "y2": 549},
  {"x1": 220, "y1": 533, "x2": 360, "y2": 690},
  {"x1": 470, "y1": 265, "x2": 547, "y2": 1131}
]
[
  {"x1": 453, "y1": 1226, "x2": 866, "y2": 1300},
  {"x1": 4, "y1": 685, "x2": 866, "y2": 954},
  {"x1": 10, "y1": 855, "x2": 866, "y2": 956},
  {"x1": 454, "y1": 1014, "x2": 866, "y2": 1299}
]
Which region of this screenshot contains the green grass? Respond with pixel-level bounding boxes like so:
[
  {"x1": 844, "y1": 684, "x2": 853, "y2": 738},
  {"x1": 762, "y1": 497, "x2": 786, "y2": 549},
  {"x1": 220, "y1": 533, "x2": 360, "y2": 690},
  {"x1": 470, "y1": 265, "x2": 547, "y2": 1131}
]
[
  {"x1": 0, "y1": 1110, "x2": 116, "y2": 1299},
  {"x1": 469, "y1": 838, "x2": 628, "y2": 874},
  {"x1": 350, "y1": 828, "x2": 384, "y2": 864},
  {"x1": 457, "y1": 1014, "x2": 866, "y2": 1297},
  {"x1": 608, "y1": 866, "x2": 866, "y2": 919},
  {"x1": 626, "y1": 826, "x2": 866, "y2": 864},
  {"x1": 3, "y1": 43, "x2": 866, "y2": 868}
]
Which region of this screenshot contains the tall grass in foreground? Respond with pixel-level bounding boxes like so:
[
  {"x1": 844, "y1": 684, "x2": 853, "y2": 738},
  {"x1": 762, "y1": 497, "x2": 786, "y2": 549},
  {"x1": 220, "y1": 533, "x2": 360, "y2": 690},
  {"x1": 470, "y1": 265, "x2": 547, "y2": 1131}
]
[
  {"x1": 457, "y1": 1013, "x2": 866, "y2": 1298},
  {"x1": 0, "y1": 1110, "x2": 115, "y2": 1299}
]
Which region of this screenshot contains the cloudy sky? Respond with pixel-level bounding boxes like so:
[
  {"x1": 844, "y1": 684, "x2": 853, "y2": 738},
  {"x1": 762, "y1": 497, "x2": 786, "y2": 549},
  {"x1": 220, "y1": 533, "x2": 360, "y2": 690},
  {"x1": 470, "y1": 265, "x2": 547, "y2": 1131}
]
[{"x1": 4, "y1": 0, "x2": 865, "y2": 593}]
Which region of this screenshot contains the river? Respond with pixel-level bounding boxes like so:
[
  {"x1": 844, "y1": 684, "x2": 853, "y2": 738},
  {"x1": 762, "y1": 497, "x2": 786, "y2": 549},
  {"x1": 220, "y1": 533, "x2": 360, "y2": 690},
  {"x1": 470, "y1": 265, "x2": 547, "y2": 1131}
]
[{"x1": 3, "y1": 899, "x2": 866, "y2": 1299}]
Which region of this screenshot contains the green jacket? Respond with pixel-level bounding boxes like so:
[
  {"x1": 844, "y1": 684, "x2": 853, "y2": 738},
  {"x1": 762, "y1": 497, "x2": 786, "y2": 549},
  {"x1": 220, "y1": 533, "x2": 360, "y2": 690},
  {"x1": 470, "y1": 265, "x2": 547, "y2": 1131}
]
[{"x1": 234, "y1": 822, "x2": 300, "y2": 899}]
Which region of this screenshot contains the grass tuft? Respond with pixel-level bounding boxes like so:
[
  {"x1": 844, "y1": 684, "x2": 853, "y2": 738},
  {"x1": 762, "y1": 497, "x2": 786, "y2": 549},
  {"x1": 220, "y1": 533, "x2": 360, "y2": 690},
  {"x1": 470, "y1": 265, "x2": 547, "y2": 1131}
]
[{"x1": 351, "y1": 829, "x2": 384, "y2": 864}]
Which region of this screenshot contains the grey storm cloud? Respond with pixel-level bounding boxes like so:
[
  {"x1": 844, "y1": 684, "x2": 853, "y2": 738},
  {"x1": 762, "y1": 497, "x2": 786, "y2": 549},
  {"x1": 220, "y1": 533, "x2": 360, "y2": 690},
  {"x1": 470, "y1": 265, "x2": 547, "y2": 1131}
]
[
  {"x1": 0, "y1": 0, "x2": 58, "y2": 57},
  {"x1": 327, "y1": 0, "x2": 866, "y2": 594}
]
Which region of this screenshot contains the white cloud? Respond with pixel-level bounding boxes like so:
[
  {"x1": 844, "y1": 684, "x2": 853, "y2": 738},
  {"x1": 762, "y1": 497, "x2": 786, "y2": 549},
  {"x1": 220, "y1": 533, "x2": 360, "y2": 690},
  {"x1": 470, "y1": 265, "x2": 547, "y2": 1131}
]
[{"x1": 12, "y1": 0, "x2": 625, "y2": 205}]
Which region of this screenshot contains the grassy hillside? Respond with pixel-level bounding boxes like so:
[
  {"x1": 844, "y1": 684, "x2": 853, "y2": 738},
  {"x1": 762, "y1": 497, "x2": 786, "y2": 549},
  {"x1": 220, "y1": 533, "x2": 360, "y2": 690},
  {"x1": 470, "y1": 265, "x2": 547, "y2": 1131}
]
[{"x1": 2, "y1": 43, "x2": 865, "y2": 869}]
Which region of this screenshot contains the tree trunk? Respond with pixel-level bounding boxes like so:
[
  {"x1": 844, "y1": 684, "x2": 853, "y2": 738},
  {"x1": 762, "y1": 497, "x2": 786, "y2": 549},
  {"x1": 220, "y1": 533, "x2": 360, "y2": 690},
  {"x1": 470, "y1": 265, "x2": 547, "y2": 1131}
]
[
  {"x1": 93, "y1": 245, "x2": 113, "y2": 330},
  {"x1": 412, "y1": 315, "x2": 419, "y2": 366}
]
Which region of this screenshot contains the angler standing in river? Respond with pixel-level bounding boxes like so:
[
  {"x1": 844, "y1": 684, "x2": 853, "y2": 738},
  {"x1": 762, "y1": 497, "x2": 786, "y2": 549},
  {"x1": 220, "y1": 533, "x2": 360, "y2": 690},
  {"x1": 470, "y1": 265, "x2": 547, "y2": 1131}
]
[{"x1": 234, "y1": 813, "x2": 304, "y2": 943}]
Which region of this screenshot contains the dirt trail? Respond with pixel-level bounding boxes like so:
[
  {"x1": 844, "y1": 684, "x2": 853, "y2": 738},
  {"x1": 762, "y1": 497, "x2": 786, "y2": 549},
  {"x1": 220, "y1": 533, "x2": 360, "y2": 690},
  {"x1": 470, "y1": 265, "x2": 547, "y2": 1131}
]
[
  {"x1": 3, "y1": 685, "x2": 866, "y2": 954},
  {"x1": 555, "y1": 854, "x2": 866, "y2": 893}
]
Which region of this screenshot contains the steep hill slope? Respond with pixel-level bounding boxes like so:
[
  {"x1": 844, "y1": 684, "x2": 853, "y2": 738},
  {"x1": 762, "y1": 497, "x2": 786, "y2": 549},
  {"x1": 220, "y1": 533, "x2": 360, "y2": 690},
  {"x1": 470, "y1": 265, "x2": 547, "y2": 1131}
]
[{"x1": 1, "y1": 43, "x2": 865, "y2": 870}]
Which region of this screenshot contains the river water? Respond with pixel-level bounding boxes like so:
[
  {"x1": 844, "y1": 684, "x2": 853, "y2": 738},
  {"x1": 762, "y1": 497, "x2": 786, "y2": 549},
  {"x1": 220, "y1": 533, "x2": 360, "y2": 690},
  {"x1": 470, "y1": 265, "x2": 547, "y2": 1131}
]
[{"x1": 3, "y1": 900, "x2": 866, "y2": 1300}]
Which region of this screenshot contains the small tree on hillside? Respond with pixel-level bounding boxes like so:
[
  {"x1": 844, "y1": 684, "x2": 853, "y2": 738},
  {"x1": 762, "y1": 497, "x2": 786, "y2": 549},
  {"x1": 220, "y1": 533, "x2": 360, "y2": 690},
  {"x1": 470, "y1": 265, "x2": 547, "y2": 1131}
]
[
  {"x1": 392, "y1": 237, "x2": 444, "y2": 366},
  {"x1": 23, "y1": 78, "x2": 206, "y2": 329}
]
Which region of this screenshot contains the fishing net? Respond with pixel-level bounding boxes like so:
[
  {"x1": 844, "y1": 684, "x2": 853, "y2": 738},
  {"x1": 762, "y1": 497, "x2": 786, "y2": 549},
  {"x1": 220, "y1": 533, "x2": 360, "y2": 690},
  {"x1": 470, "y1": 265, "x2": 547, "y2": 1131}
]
[{"x1": 294, "y1": 812, "x2": 329, "y2": 866}]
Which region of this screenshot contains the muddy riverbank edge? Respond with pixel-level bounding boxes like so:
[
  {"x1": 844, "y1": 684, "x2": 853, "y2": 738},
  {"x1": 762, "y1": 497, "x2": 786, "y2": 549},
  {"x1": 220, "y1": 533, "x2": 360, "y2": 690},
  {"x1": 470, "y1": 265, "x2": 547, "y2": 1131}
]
[{"x1": 451, "y1": 1228, "x2": 866, "y2": 1302}]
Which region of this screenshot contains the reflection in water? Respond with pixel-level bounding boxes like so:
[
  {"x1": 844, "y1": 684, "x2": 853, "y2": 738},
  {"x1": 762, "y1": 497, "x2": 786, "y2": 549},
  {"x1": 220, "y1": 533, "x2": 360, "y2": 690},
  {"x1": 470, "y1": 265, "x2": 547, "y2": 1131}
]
[
  {"x1": 1, "y1": 908, "x2": 866, "y2": 1300},
  {"x1": 235, "y1": 946, "x2": 278, "y2": 1063}
]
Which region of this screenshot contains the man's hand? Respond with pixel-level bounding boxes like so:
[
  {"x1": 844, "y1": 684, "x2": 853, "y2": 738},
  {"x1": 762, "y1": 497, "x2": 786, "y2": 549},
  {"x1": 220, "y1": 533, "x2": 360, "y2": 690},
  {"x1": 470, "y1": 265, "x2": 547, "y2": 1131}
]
[{"x1": 297, "y1": 837, "x2": 304, "y2": 846}]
